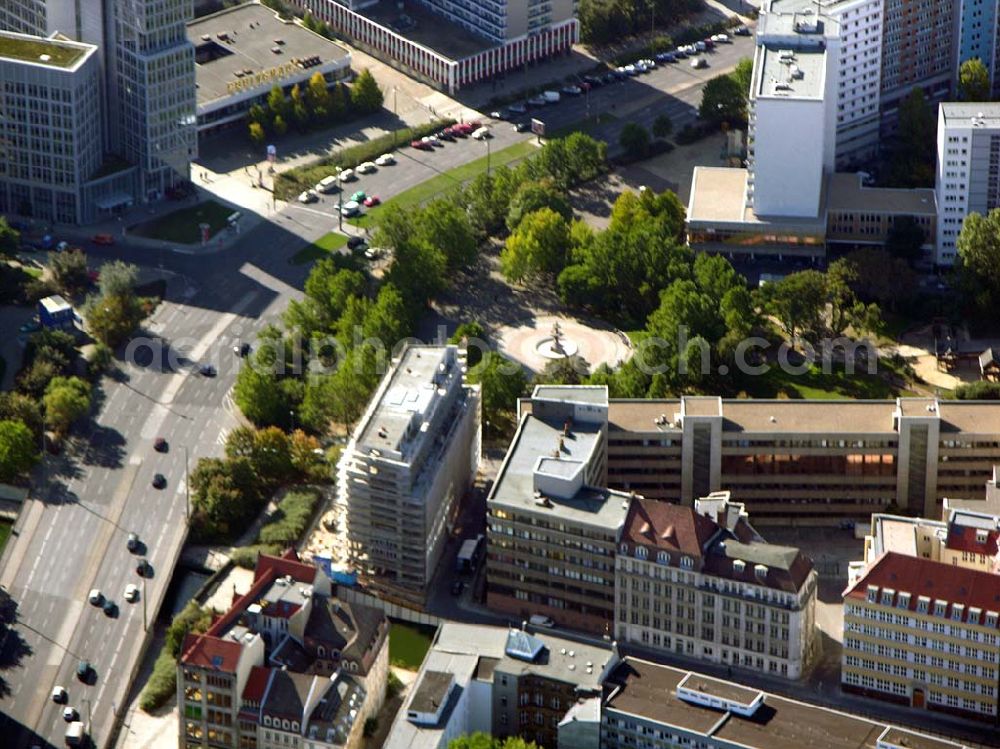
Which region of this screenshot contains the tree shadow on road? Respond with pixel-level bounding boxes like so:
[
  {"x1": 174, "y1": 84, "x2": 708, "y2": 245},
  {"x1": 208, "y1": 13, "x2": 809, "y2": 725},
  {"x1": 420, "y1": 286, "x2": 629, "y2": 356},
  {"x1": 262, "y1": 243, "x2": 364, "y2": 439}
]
[
  {"x1": 77, "y1": 423, "x2": 127, "y2": 469},
  {"x1": 0, "y1": 593, "x2": 34, "y2": 698}
]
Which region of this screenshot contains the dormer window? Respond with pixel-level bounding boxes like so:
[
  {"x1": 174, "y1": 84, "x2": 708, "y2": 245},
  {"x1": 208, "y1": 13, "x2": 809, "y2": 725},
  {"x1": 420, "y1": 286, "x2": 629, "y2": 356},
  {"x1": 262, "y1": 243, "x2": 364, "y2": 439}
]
[
  {"x1": 681, "y1": 556, "x2": 693, "y2": 569},
  {"x1": 933, "y1": 600, "x2": 947, "y2": 618},
  {"x1": 977, "y1": 529, "x2": 989, "y2": 544},
  {"x1": 951, "y1": 603, "x2": 964, "y2": 622},
  {"x1": 880, "y1": 588, "x2": 894, "y2": 606},
  {"x1": 916, "y1": 596, "x2": 930, "y2": 614},
  {"x1": 968, "y1": 607, "x2": 981, "y2": 626},
  {"x1": 657, "y1": 551, "x2": 670, "y2": 565},
  {"x1": 733, "y1": 559, "x2": 746, "y2": 574},
  {"x1": 636, "y1": 546, "x2": 648, "y2": 560},
  {"x1": 897, "y1": 592, "x2": 910, "y2": 610},
  {"x1": 620, "y1": 543, "x2": 628, "y2": 554},
  {"x1": 867, "y1": 585, "x2": 879, "y2": 603},
  {"x1": 986, "y1": 611, "x2": 999, "y2": 627}
]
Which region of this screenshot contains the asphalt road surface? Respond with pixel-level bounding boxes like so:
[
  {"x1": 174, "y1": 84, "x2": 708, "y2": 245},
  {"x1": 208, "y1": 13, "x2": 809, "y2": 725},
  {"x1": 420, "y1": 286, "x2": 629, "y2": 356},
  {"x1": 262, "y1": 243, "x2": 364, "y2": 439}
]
[{"x1": 0, "y1": 38, "x2": 754, "y2": 748}]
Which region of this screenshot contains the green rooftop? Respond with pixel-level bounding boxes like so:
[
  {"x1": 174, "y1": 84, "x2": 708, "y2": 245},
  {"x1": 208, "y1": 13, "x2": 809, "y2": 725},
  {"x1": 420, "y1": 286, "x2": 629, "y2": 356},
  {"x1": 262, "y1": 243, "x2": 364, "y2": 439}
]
[{"x1": 0, "y1": 34, "x2": 87, "y2": 69}]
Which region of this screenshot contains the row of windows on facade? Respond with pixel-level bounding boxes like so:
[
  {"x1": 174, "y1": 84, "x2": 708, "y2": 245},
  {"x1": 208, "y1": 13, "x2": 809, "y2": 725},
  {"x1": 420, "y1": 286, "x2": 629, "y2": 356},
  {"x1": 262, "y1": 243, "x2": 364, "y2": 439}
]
[
  {"x1": 845, "y1": 620, "x2": 1000, "y2": 647},
  {"x1": 842, "y1": 671, "x2": 996, "y2": 713},
  {"x1": 860, "y1": 590, "x2": 999, "y2": 626},
  {"x1": 844, "y1": 655, "x2": 997, "y2": 693}
]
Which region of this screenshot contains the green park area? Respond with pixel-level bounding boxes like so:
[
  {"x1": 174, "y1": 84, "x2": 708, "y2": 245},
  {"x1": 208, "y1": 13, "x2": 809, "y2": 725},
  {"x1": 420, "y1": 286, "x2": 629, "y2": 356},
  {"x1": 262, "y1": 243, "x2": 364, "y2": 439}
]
[
  {"x1": 291, "y1": 232, "x2": 350, "y2": 265},
  {"x1": 129, "y1": 200, "x2": 234, "y2": 244},
  {"x1": 388, "y1": 619, "x2": 437, "y2": 669}
]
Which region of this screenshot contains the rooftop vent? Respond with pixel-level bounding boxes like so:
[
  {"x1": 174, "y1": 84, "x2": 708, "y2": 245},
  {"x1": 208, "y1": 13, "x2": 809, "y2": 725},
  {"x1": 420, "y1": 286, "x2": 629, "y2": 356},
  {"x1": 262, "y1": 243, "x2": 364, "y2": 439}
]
[{"x1": 39, "y1": 54, "x2": 51, "y2": 62}]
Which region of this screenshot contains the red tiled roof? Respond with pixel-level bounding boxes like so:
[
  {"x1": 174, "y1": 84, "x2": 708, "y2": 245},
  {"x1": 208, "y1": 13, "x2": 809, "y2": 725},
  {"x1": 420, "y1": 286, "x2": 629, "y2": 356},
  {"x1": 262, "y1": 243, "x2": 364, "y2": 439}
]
[
  {"x1": 180, "y1": 633, "x2": 243, "y2": 672},
  {"x1": 621, "y1": 497, "x2": 720, "y2": 557},
  {"x1": 946, "y1": 524, "x2": 1000, "y2": 557},
  {"x1": 242, "y1": 665, "x2": 272, "y2": 703},
  {"x1": 254, "y1": 551, "x2": 318, "y2": 585},
  {"x1": 845, "y1": 551, "x2": 1000, "y2": 628}
]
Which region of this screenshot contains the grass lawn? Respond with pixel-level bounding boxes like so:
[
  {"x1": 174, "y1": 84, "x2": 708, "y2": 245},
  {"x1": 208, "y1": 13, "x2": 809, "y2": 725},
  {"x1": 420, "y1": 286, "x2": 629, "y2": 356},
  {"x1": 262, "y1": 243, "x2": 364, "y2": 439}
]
[
  {"x1": 0, "y1": 519, "x2": 12, "y2": 557},
  {"x1": 291, "y1": 232, "x2": 350, "y2": 265},
  {"x1": 349, "y1": 139, "x2": 538, "y2": 228},
  {"x1": 388, "y1": 619, "x2": 436, "y2": 669},
  {"x1": 736, "y1": 360, "x2": 903, "y2": 400},
  {"x1": 0, "y1": 36, "x2": 84, "y2": 68},
  {"x1": 129, "y1": 200, "x2": 234, "y2": 244}
]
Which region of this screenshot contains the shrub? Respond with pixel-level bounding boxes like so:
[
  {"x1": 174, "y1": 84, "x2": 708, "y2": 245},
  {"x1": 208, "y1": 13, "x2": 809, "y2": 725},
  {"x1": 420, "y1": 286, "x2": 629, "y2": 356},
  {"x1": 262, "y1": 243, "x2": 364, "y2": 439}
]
[
  {"x1": 139, "y1": 649, "x2": 178, "y2": 712},
  {"x1": 258, "y1": 489, "x2": 321, "y2": 545},
  {"x1": 955, "y1": 380, "x2": 1000, "y2": 400},
  {"x1": 387, "y1": 670, "x2": 404, "y2": 699},
  {"x1": 230, "y1": 543, "x2": 283, "y2": 569}
]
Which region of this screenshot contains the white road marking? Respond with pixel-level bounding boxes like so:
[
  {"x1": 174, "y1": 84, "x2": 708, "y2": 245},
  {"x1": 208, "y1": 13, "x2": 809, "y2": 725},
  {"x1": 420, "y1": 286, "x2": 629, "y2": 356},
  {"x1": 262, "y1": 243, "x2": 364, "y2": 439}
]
[{"x1": 46, "y1": 600, "x2": 83, "y2": 665}]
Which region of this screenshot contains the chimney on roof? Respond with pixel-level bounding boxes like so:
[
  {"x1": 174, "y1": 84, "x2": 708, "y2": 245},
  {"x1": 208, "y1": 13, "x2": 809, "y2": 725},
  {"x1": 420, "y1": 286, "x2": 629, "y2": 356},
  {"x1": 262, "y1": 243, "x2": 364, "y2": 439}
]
[
  {"x1": 558, "y1": 436, "x2": 565, "y2": 452},
  {"x1": 563, "y1": 419, "x2": 572, "y2": 436}
]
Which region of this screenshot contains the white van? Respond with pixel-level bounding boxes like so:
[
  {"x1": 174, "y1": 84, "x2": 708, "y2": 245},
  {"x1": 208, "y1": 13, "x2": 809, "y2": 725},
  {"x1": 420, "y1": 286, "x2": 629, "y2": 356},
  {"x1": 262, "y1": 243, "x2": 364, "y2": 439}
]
[
  {"x1": 316, "y1": 175, "x2": 339, "y2": 194},
  {"x1": 65, "y1": 721, "x2": 85, "y2": 746},
  {"x1": 472, "y1": 127, "x2": 491, "y2": 140}
]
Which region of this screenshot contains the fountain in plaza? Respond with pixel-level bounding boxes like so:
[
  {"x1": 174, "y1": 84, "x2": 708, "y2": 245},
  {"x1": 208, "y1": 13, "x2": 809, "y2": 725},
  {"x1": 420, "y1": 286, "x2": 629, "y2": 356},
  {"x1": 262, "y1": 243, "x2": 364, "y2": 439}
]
[{"x1": 535, "y1": 320, "x2": 579, "y2": 360}]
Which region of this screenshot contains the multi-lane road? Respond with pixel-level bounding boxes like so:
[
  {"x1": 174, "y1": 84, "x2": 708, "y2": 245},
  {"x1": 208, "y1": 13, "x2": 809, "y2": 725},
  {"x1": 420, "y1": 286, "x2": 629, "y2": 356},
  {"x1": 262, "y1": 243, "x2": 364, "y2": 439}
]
[{"x1": 0, "y1": 37, "x2": 752, "y2": 748}]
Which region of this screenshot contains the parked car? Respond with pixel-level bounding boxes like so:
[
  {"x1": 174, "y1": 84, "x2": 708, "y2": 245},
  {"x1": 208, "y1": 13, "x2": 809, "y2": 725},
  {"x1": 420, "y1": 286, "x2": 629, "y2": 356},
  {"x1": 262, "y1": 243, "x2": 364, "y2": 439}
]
[
  {"x1": 437, "y1": 129, "x2": 455, "y2": 141},
  {"x1": 297, "y1": 190, "x2": 318, "y2": 204},
  {"x1": 423, "y1": 134, "x2": 443, "y2": 147},
  {"x1": 349, "y1": 190, "x2": 366, "y2": 203},
  {"x1": 489, "y1": 110, "x2": 505, "y2": 119},
  {"x1": 340, "y1": 201, "x2": 361, "y2": 217},
  {"x1": 356, "y1": 161, "x2": 376, "y2": 174},
  {"x1": 695, "y1": 40, "x2": 707, "y2": 51},
  {"x1": 603, "y1": 72, "x2": 620, "y2": 84},
  {"x1": 673, "y1": 47, "x2": 688, "y2": 58},
  {"x1": 472, "y1": 127, "x2": 491, "y2": 140},
  {"x1": 363, "y1": 195, "x2": 380, "y2": 207},
  {"x1": 411, "y1": 139, "x2": 433, "y2": 150},
  {"x1": 529, "y1": 614, "x2": 555, "y2": 628},
  {"x1": 375, "y1": 153, "x2": 395, "y2": 166},
  {"x1": 561, "y1": 84, "x2": 582, "y2": 96},
  {"x1": 347, "y1": 236, "x2": 366, "y2": 251},
  {"x1": 703, "y1": 37, "x2": 715, "y2": 49},
  {"x1": 508, "y1": 102, "x2": 528, "y2": 114},
  {"x1": 691, "y1": 57, "x2": 708, "y2": 68},
  {"x1": 513, "y1": 121, "x2": 530, "y2": 132},
  {"x1": 734, "y1": 24, "x2": 751, "y2": 35},
  {"x1": 656, "y1": 52, "x2": 676, "y2": 63},
  {"x1": 583, "y1": 74, "x2": 603, "y2": 87},
  {"x1": 713, "y1": 33, "x2": 730, "y2": 43},
  {"x1": 127, "y1": 532, "x2": 139, "y2": 552},
  {"x1": 124, "y1": 584, "x2": 140, "y2": 603},
  {"x1": 338, "y1": 168, "x2": 355, "y2": 181},
  {"x1": 527, "y1": 94, "x2": 547, "y2": 106},
  {"x1": 91, "y1": 233, "x2": 114, "y2": 246},
  {"x1": 316, "y1": 175, "x2": 340, "y2": 193},
  {"x1": 19, "y1": 320, "x2": 40, "y2": 334},
  {"x1": 152, "y1": 473, "x2": 167, "y2": 489}
]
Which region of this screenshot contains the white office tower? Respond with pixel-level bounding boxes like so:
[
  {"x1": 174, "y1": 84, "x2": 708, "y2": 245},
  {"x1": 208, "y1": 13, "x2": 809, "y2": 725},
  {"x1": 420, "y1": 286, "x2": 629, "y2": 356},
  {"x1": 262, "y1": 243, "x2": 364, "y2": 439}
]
[
  {"x1": 760, "y1": 0, "x2": 883, "y2": 170},
  {"x1": 935, "y1": 103, "x2": 1000, "y2": 266},
  {"x1": 748, "y1": 10, "x2": 838, "y2": 217},
  {"x1": 337, "y1": 345, "x2": 481, "y2": 605}
]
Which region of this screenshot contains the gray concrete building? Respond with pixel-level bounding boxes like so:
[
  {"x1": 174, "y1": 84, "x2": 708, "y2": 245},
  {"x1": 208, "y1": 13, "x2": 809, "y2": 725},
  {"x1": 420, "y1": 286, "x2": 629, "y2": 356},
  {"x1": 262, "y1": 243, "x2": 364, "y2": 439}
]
[
  {"x1": 0, "y1": 31, "x2": 127, "y2": 224},
  {"x1": 337, "y1": 345, "x2": 480, "y2": 606},
  {"x1": 486, "y1": 385, "x2": 626, "y2": 635}
]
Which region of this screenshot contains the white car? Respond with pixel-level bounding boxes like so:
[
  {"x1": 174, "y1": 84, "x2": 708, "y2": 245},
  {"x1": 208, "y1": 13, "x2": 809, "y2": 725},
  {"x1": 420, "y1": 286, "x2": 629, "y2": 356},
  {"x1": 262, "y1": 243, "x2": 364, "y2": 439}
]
[
  {"x1": 356, "y1": 161, "x2": 376, "y2": 174},
  {"x1": 297, "y1": 190, "x2": 318, "y2": 204},
  {"x1": 529, "y1": 614, "x2": 555, "y2": 628},
  {"x1": 51, "y1": 686, "x2": 67, "y2": 704},
  {"x1": 124, "y1": 584, "x2": 139, "y2": 603},
  {"x1": 62, "y1": 707, "x2": 77, "y2": 722},
  {"x1": 88, "y1": 589, "x2": 102, "y2": 606},
  {"x1": 472, "y1": 127, "x2": 491, "y2": 140},
  {"x1": 340, "y1": 200, "x2": 361, "y2": 217},
  {"x1": 375, "y1": 153, "x2": 395, "y2": 166},
  {"x1": 338, "y1": 168, "x2": 355, "y2": 182},
  {"x1": 714, "y1": 33, "x2": 730, "y2": 43},
  {"x1": 364, "y1": 247, "x2": 385, "y2": 260},
  {"x1": 691, "y1": 57, "x2": 708, "y2": 68}
]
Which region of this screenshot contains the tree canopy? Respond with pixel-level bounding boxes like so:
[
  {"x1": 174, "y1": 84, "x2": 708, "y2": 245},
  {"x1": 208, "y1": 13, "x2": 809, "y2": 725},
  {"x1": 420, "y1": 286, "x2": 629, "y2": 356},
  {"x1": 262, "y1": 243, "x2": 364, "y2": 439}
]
[
  {"x1": 959, "y1": 57, "x2": 991, "y2": 102},
  {"x1": 43, "y1": 376, "x2": 91, "y2": 437},
  {"x1": 0, "y1": 419, "x2": 38, "y2": 483},
  {"x1": 500, "y1": 208, "x2": 572, "y2": 282},
  {"x1": 351, "y1": 69, "x2": 384, "y2": 114}
]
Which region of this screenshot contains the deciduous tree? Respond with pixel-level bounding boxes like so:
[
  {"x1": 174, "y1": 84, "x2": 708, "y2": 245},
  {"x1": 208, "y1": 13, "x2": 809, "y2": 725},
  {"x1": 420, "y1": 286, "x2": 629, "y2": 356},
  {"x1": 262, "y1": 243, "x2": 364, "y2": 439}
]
[
  {"x1": 500, "y1": 208, "x2": 571, "y2": 282},
  {"x1": 43, "y1": 376, "x2": 91, "y2": 437},
  {"x1": 350, "y1": 69, "x2": 383, "y2": 113},
  {"x1": 959, "y1": 57, "x2": 991, "y2": 102},
  {"x1": 0, "y1": 420, "x2": 38, "y2": 482}
]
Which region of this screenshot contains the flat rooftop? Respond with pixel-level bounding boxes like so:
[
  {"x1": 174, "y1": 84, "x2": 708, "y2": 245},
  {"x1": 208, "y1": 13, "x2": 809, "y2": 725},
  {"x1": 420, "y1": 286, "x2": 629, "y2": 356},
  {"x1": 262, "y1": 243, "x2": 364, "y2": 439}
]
[
  {"x1": 940, "y1": 102, "x2": 1000, "y2": 130},
  {"x1": 604, "y1": 657, "x2": 963, "y2": 749},
  {"x1": 407, "y1": 670, "x2": 452, "y2": 714},
  {"x1": 686, "y1": 167, "x2": 827, "y2": 230},
  {"x1": 766, "y1": 0, "x2": 861, "y2": 12},
  {"x1": 827, "y1": 173, "x2": 936, "y2": 216},
  {"x1": 533, "y1": 385, "x2": 609, "y2": 405},
  {"x1": 0, "y1": 31, "x2": 92, "y2": 69},
  {"x1": 359, "y1": 0, "x2": 495, "y2": 61},
  {"x1": 491, "y1": 414, "x2": 628, "y2": 529},
  {"x1": 758, "y1": 45, "x2": 827, "y2": 100},
  {"x1": 878, "y1": 727, "x2": 968, "y2": 749},
  {"x1": 186, "y1": 2, "x2": 350, "y2": 106}
]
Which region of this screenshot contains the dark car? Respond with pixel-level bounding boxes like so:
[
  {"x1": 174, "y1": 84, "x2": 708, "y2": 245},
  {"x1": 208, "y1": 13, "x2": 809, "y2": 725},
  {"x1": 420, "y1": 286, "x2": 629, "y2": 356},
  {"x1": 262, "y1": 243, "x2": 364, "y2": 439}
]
[
  {"x1": 76, "y1": 661, "x2": 92, "y2": 681},
  {"x1": 450, "y1": 580, "x2": 465, "y2": 596},
  {"x1": 583, "y1": 75, "x2": 603, "y2": 87},
  {"x1": 199, "y1": 363, "x2": 216, "y2": 377},
  {"x1": 154, "y1": 437, "x2": 168, "y2": 452},
  {"x1": 514, "y1": 121, "x2": 530, "y2": 132},
  {"x1": 152, "y1": 473, "x2": 167, "y2": 489},
  {"x1": 410, "y1": 139, "x2": 433, "y2": 151},
  {"x1": 508, "y1": 102, "x2": 527, "y2": 114},
  {"x1": 347, "y1": 235, "x2": 366, "y2": 250},
  {"x1": 234, "y1": 342, "x2": 251, "y2": 358},
  {"x1": 127, "y1": 532, "x2": 140, "y2": 552},
  {"x1": 437, "y1": 130, "x2": 455, "y2": 142},
  {"x1": 103, "y1": 599, "x2": 117, "y2": 617},
  {"x1": 734, "y1": 24, "x2": 751, "y2": 36},
  {"x1": 137, "y1": 558, "x2": 151, "y2": 577}
]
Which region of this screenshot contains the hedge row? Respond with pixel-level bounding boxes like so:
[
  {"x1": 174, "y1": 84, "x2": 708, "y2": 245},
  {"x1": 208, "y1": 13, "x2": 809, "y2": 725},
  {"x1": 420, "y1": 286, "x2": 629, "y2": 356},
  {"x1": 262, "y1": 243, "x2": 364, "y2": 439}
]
[{"x1": 274, "y1": 119, "x2": 455, "y2": 200}]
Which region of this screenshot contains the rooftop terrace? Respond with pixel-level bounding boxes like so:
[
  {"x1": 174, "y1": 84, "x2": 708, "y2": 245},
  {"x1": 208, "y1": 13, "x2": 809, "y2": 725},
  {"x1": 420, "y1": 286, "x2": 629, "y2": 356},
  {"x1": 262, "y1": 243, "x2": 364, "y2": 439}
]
[{"x1": 0, "y1": 31, "x2": 91, "y2": 69}]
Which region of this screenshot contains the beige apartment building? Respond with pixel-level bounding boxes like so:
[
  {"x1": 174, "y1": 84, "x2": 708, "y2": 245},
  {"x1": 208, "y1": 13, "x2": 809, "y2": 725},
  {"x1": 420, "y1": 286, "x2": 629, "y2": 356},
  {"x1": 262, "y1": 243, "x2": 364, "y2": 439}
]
[
  {"x1": 615, "y1": 492, "x2": 818, "y2": 679},
  {"x1": 487, "y1": 386, "x2": 625, "y2": 635},
  {"x1": 602, "y1": 395, "x2": 1000, "y2": 521}
]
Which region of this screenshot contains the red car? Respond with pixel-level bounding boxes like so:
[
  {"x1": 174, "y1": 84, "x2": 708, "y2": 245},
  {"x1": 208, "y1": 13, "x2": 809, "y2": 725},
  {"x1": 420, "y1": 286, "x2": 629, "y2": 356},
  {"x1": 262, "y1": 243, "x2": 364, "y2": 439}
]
[
  {"x1": 452, "y1": 123, "x2": 475, "y2": 136},
  {"x1": 411, "y1": 139, "x2": 433, "y2": 150},
  {"x1": 91, "y1": 233, "x2": 115, "y2": 246},
  {"x1": 363, "y1": 195, "x2": 381, "y2": 207}
]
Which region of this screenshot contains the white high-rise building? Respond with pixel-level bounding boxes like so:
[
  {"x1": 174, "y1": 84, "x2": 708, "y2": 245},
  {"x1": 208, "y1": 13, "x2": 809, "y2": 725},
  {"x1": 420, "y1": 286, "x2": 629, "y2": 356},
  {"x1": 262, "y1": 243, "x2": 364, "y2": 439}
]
[{"x1": 935, "y1": 102, "x2": 1000, "y2": 265}]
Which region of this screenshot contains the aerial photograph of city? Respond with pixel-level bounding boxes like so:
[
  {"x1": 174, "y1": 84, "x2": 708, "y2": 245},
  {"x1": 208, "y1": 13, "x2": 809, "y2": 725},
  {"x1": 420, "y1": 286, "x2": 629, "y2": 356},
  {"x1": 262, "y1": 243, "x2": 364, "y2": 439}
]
[{"x1": 1, "y1": 0, "x2": 1000, "y2": 748}]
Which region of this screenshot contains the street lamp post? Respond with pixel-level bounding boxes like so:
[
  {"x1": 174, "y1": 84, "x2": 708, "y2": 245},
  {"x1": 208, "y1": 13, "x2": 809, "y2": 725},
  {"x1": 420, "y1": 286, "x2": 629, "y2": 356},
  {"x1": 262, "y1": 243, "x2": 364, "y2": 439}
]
[{"x1": 337, "y1": 168, "x2": 344, "y2": 231}]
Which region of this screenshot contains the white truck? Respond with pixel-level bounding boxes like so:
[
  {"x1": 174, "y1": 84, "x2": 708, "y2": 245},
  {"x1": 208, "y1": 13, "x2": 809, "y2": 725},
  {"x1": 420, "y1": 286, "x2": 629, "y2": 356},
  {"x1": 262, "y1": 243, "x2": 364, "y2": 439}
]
[{"x1": 65, "y1": 721, "x2": 85, "y2": 746}]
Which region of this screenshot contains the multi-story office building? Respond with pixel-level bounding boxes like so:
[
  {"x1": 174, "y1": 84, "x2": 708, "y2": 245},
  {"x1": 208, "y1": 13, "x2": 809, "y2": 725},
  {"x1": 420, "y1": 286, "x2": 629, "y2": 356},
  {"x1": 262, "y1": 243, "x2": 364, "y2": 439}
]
[
  {"x1": 842, "y1": 551, "x2": 1000, "y2": 722},
  {"x1": 879, "y1": 0, "x2": 960, "y2": 128},
  {"x1": 956, "y1": 0, "x2": 1000, "y2": 94},
  {"x1": 384, "y1": 622, "x2": 612, "y2": 749},
  {"x1": 486, "y1": 386, "x2": 626, "y2": 635},
  {"x1": 296, "y1": 0, "x2": 578, "y2": 94},
  {"x1": 0, "y1": 0, "x2": 196, "y2": 216},
  {"x1": 615, "y1": 492, "x2": 818, "y2": 679},
  {"x1": 337, "y1": 345, "x2": 480, "y2": 605},
  {"x1": 178, "y1": 550, "x2": 389, "y2": 749},
  {"x1": 601, "y1": 394, "x2": 1000, "y2": 521},
  {"x1": 935, "y1": 102, "x2": 1000, "y2": 265},
  {"x1": 105, "y1": 0, "x2": 197, "y2": 200},
  {"x1": 0, "y1": 32, "x2": 105, "y2": 223},
  {"x1": 602, "y1": 656, "x2": 972, "y2": 749}
]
